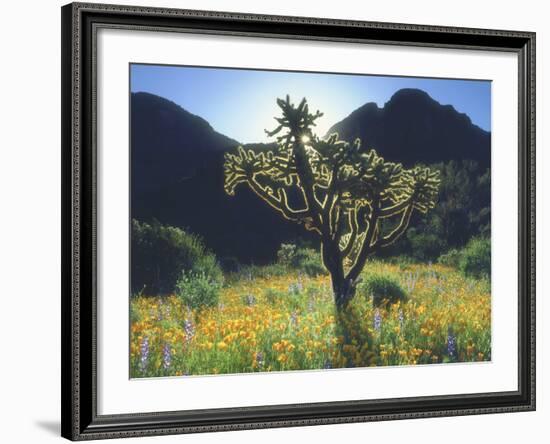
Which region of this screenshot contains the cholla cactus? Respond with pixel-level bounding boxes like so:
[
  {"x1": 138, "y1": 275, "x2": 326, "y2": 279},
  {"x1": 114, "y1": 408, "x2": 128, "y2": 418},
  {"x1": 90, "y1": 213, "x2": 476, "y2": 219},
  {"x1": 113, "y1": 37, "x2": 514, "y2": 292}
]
[{"x1": 224, "y1": 96, "x2": 440, "y2": 309}]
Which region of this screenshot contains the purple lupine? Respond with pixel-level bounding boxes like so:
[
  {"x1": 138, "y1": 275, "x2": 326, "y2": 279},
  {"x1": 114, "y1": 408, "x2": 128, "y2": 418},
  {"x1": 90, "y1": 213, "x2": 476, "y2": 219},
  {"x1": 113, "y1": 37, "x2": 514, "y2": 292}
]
[
  {"x1": 290, "y1": 311, "x2": 298, "y2": 327},
  {"x1": 183, "y1": 318, "x2": 195, "y2": 343},
  {"x1": 244, "y1": 294, "x2": 256, "y2": 306},
  {"x1": 398, "y1": 309, "x2": 404, "y2": 329},
  {"x1": 163, "y1": 303, "x2": 171, "y2": 319},
  {"x1": 162, "y1": 343, "x2": 171, "y2": 370},
  {"x1": 256, "y1": 352, "x2": 264, "y2": 369},
  {"x1": 447, "y1": 331, "x2": 457, "y2": 359},
  {"x1": 140, "y1": 336, "x2": 149, "y2": 372},
  {"x1": 157, "y1": 301, "x2": 164, "y2": 321},
  {"x1": 288, "y1": 280, "x2": 303, "y2": 295},
  {"x1": 405, "y1": 271, "x2": 419, "y2": 293},
  {"x1": 373, "y1": 309, "x2": 382, "y2": 332}
]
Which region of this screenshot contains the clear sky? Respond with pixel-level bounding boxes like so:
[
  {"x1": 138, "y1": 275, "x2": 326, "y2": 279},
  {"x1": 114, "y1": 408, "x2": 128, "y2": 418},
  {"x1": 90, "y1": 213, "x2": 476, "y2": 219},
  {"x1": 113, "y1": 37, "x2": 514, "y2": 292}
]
[{"x1": 130, "y1": 64, "x2": 491, "y2": 144}]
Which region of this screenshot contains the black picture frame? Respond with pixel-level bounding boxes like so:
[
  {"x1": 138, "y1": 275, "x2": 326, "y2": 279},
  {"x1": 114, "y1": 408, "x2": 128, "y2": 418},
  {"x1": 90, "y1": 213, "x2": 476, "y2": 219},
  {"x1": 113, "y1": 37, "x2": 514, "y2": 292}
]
[{"x1": 61, "y1": 2, "x2": 536, "y2": 440}]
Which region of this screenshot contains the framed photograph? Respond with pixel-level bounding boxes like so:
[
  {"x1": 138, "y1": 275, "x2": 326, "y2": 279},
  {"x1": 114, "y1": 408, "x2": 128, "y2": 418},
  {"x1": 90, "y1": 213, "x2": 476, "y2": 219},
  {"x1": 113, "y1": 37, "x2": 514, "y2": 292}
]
[{"x1": 61, "y1": 2, "x2": 535, "y2": 440}]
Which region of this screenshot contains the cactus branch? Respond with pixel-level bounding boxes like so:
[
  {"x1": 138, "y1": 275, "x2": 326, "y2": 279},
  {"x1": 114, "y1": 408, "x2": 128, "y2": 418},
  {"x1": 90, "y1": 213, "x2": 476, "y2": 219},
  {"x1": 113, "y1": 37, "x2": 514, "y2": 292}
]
[
  {"x1": 247, "y1": 175, "x2": 317, "y2": 231},
  {"x1": 341, "y1": 209, "x2": 359, "y2": 257},
  {"x1": 376, "y1": 204, "x2": 414, "y2": 248}
]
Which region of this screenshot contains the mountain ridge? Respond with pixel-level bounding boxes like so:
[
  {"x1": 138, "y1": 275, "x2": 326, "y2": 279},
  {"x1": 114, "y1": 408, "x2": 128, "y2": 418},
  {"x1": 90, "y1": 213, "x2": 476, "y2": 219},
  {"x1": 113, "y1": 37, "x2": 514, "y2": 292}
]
[
  {"x1": 326, "y1": 88, "x2": 490, "y2": 168},
  {"x1": 131, "y1": 92, "x2": 239, "y2": 194},
  {"x1": 130, "y1": 89, "x2": 491, "y2": 262}
]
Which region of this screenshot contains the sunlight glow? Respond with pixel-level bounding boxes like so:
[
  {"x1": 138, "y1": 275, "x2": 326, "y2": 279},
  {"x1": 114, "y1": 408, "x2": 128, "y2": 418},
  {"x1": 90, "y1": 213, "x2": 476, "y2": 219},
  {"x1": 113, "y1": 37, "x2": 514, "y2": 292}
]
[{"x1": 131, "y1": 64, "x2": 491, "y2": 143}]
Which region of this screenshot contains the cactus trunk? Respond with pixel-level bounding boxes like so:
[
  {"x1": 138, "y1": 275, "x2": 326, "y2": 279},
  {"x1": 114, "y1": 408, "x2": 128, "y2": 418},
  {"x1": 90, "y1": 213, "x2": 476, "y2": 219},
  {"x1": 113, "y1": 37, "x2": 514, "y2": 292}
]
[{"x1": 331, "y1": 275, "x2": 357, "y2": 310}]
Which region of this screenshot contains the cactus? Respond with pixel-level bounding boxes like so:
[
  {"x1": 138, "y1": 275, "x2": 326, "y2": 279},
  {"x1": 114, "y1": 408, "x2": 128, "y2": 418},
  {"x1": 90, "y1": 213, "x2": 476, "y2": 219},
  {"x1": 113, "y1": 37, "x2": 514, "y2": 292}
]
[{"x1": 224, "y1": 96, "x2": 440, "y2": 309}]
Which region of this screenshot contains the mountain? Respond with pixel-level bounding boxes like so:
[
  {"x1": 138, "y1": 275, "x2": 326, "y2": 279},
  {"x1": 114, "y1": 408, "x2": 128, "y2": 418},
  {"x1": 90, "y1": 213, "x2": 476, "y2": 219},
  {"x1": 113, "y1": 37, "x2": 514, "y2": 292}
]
[
  {"x1": 326, "y1": 88, "x2": 491, "y2": 168},
  {"x1": 131, "y1": 90, "x2": 491, "y2": 264},
  {"x1": 131, "y1": 92, "x2": 239, "y2": 194},
  {"x1": 131, "y1": 92, "x2": 314, "y2": 263}
]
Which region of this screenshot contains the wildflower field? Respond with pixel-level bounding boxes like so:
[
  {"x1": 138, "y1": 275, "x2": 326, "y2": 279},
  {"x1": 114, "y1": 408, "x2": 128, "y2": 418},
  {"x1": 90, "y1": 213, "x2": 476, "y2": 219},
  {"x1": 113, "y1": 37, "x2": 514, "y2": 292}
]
[{"x1": 130, "y1": 260, "x2": 491, "y2": 378}]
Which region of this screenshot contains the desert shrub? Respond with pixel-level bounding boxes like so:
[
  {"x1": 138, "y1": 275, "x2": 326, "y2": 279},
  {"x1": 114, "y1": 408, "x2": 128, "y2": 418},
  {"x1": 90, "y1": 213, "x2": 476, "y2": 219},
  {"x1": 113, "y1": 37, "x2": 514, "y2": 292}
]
[
  {"x1": 459, "y1": 237, "x2": 491, "y2": 279},
  {"x1": 193, "y1": 254, "x2": 224, "y2": 286},
  {"x1": 175, "y1": 271, "x2": 222, "y2": 310},
  {"x1": 300, "y1": 258, "x2": 327, "y2": 277},
  {"x1": 276, "y1": 243, "x2": 297, "y2": 265},
  {"x1": 276, "y1": 243, "x2": 327, "y2": 277},
  {"x1": 360, "y1": 274, "x2": 408, "y2": 307},
  {"x1": 438, "y1": 248, "x2": 462, "y2": 268},
  {"x1": 293, "y1": 248, "x2": 327, "y2": 277},
  {"x1": 131, "y1": 219, "x2": 222, "y2": 295}
]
